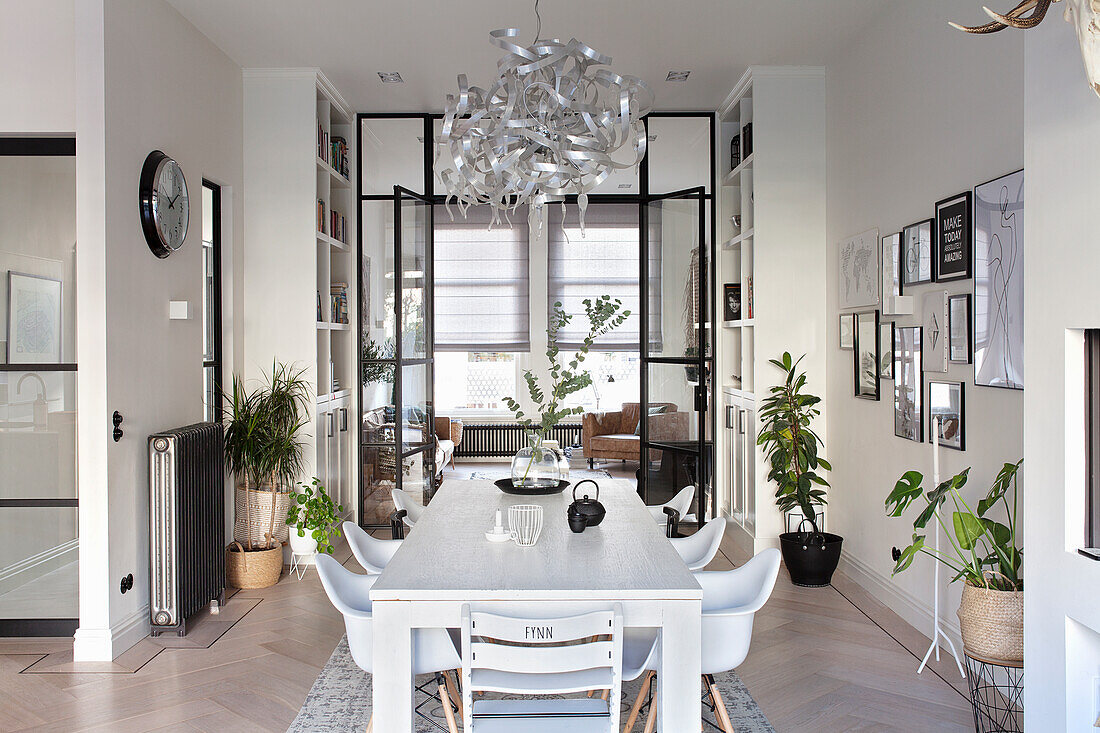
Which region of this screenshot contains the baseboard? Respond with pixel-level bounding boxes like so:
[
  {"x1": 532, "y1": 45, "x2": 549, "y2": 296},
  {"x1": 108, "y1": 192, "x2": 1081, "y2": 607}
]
[
  {"x1": 837, "y1": 552, "x2": 962, "y2": 642},
  {"x1": 73, "y1": 604, "x2": 150, "y2": 662}
]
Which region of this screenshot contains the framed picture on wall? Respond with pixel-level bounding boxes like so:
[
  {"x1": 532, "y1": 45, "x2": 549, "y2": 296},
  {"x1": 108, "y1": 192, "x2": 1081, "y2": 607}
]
[
  {"x1": 854, "y1": 310, "x2": 880, "y2": 400},
  {"x1": 935, "y1": 192, "x2": 973, "y2": 281},
  {"x1": 901, "y1": 219, "x2": 935, "y2": 288},
  {"x1": 928, "y1": 381, "x2": 965, "y2": 451},
  {"x1": 6, "y1": 271, "x2": 63, "y2": 364},
  {"x1": 949, "y1": 293, "x2": 972, "y2": 364},
  {"x1": 974, "y1": 169, "x2": 1024, "y2": 390},
  {"x1": 839, "y1": 313, "x2": 855, "y2": 350},
  {"x1": 879, "y1": 321, "x2": 894, "y2": 379},
  {"x1": 881, "y1": 232, "x2": 901, "y2": 301},
  {"x1": 922, "y1": 290, "x2": 949, "y2": 373},
  {"x1": 895, "y1": 326, "x2": 924, "y2": 442},
  {"x1": 838, "y1": 228, "x2": 880, "y2": 310}
]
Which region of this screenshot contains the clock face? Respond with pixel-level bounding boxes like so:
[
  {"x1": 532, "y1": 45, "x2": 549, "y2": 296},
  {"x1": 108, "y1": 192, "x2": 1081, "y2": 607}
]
[{"x1": 153, "y1": 159, "x2": 188, "y2": 252}]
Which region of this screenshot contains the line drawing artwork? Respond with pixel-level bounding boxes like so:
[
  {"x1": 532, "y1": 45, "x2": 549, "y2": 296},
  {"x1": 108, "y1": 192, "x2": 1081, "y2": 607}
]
[
  {"x1": 974, "y1": 170, "x2": 1023, "y2": 389},
  {"x1": 838, "y1": 228, "x2": 880, "y2": 310}
]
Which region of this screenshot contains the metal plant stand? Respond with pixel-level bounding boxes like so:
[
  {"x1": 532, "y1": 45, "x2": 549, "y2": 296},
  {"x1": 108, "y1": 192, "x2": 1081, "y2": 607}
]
[{"x1": 963, "y1": 650, "x2": 1023, "y2": 732}]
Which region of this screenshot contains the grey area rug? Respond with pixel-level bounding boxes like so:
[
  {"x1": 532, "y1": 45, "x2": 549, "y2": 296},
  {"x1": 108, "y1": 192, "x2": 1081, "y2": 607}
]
[{"x1": 289, "y1": 636, "x2": 774, "y2": 732}]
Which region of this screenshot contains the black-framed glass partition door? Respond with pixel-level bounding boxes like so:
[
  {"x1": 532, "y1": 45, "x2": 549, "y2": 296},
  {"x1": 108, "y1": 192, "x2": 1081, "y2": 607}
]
[
  {"x1": 640, "y1": 187, "x2": 711, "y2": 523},
  {"x1": 0, "y1": 137, "x2": 78, "y2": 636},
  {"x1": 358, "y1": 183, "x2": 435, "y2": 529}
]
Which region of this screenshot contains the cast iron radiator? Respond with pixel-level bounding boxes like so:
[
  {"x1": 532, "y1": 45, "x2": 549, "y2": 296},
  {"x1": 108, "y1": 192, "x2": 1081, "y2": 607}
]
[
  {"x1": 148, "y1": 422, "x2": 225, "y2": 636},
  {"x1": 454, "y1": 422, "x2": 582, "y2": 458}
]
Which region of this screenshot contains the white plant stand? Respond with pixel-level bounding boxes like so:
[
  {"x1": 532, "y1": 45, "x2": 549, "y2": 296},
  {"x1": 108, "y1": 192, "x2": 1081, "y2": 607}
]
[
  {"x1": 918, "y1": 417, "x2": 966, "y2": 678},
  {"x1": 289, "y1": 550, "x2": 317, "y2": 581}
]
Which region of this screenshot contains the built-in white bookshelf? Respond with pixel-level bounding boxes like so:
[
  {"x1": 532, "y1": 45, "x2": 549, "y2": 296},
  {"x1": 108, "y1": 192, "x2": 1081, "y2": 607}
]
[{"x1": 714, "y1": 67, "x2": 827, "y2": 554}]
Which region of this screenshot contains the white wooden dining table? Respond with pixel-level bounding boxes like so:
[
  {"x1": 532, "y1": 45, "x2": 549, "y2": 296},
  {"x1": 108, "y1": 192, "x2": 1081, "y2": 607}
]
[{"x1": 369, "y1": 477, "x2": 703, "y2": 732}]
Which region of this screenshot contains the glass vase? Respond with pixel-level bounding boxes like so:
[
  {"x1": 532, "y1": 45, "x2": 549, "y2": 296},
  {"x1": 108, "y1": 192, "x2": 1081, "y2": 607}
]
[{"x1": 510, "y1": 434, "x2": 562, "y2": 489}]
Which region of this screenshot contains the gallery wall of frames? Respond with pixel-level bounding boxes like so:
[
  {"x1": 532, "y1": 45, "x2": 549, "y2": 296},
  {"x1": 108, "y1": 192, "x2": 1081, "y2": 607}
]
[{"x1": 836, "y1": 169, "x2": 1024, "y2": 452}]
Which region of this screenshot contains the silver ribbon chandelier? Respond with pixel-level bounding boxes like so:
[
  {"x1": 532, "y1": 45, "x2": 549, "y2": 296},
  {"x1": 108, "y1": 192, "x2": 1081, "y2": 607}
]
[{"x1": 438, "y1": 1, "x2": 653, "y2": 232}]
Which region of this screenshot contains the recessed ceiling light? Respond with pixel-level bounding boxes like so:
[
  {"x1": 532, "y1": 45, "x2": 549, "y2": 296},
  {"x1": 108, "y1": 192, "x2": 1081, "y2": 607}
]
[
  {"x1": 377, "y1": 71, "x2": 404, "y2": 84},
  {"x1": 647, "y1": 134, "x2": 658, "y2": 142},
  {"x1": 665, "y1": 70, "x2": 691, "y2": 82},
  {"x1": 618, "y1": 183, "x2": 633, "y2": 189}
]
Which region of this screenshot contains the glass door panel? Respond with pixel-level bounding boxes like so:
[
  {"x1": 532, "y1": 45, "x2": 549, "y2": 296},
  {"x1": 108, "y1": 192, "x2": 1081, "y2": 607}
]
[
  {"x1": 0, "y1": 144, "x2": 79, "y2": 635},
  {"x1": 641, "y1": 187, "x2": 710, "y2": 521}
]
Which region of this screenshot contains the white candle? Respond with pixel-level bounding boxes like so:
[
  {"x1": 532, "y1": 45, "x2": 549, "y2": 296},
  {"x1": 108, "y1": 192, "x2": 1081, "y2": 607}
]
[{"x1": 494, "y1": 509, "x2": 503, "y2": 531}]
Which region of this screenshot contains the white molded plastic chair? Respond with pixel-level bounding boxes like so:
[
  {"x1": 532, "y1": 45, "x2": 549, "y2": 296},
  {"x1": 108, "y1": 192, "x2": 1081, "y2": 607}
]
[
  {"x1": 390, "y1": 488, "x2": 424, "y2": 538},
  {"x1": 343, "y1": 521, "x2": 402, "y2": 574},
  {"x1": 647, "y1": 485, "x2": 696, "y2": 528},
  {"x1": 670, "y1": 517, "x2": 727, "y2": 571},
  {"x1": 621, "y1": 548, "x2": 782, "y2": 733},
  {"x1": 315, "y1": 554, "x2": 463, "y2": 732},
  {"x1": 461, "y1": 604, "x2": 624, "y2": 732}
]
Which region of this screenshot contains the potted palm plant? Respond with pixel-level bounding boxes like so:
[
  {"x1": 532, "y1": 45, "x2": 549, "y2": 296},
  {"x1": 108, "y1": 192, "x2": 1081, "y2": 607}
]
[
  {"x1": 503, "y1": 296, "x2": 628, "y2": 490},
  {"x1": 223, "y1": 362, "x2": 310, "y2": 589},
  {"x1": 886, "y1": 460, "x2": 1023, "y2": 662},
  {"x1": 286, "y1": 477, "x2": 344, "y2": 556},
  {"x1": 757, "y1": 352, "x2": 840, "y2": 586}
]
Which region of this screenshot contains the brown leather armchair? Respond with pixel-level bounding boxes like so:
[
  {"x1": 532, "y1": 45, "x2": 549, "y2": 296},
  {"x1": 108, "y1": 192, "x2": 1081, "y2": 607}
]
[{"x1": 581, "y1": 402, "x2": 688, "y2": 467}]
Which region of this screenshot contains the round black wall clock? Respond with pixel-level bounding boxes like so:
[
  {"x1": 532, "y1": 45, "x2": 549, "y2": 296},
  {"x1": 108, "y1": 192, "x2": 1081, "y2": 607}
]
[{"x1": 139, "y1": 150, "x2": 189, "y2": 258}]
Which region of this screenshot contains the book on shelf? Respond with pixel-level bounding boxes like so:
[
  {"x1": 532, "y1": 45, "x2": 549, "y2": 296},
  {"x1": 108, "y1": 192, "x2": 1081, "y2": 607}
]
[
  {"x1": 317, "y1": 123, "x2": 329, "y2": 164},
  {"x1": 330, "y1": 282, "x2": 349, "y2": 324},
  {"x1": 329, "y1": 209, "x2": 346, "y2": 244},
  {"x1": 746, "y1": 276, "x2": 754, "y2": 319},
  {"x1": 317, "y1": 199, "x2": 326, "y2": 234},
  {"x1": 331, "y1": 136, "x2": 349, "y2": 178},
  {"x1": 317, "y1": 290, "x2": 323, "y2": 322}
]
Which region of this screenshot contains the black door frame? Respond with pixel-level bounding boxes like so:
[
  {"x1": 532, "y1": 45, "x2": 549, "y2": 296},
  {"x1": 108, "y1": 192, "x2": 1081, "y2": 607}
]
[
  {"x1": 0, "y1": 137, "x2": 79, "y2": 637},
  {"x1": 201, "y1": 179, "x2": 223, "y2": 425},
  {"x1": 639, "y1": 186, "x2": 711, "y2": 521}
]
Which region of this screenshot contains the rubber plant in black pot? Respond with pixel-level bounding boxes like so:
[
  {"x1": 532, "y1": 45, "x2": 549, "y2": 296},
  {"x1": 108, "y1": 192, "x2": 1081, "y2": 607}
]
[{"x1": 758, "y1": 352, "x2": 840, "y2": 586}]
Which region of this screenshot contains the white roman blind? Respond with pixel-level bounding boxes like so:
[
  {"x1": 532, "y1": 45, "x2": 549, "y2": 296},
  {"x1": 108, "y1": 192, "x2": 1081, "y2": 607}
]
[
  {"x1": 548, "y1": 203, "x2": 659, "y2": 351},
  {"x1": 433, "y1": 205, "x2": 530, "y2": 351}
]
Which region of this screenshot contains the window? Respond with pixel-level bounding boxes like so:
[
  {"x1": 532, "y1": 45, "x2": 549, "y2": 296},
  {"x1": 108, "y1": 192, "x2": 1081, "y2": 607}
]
[
  {"x1": 560, "y1": 351, "x2": 641, "y2": 412},
  {"x1": 548, "y1": 203, "x2": 657, "y2": 351},
  {"x1": 433, "y1": 205, "x2": 530, "y2": 351},
  {"x1": 201, "y1": 181, "x2": 222, "y2": 423},
  {"x1": 435, "y1": 351, "x2": 518, "y2": 413}
]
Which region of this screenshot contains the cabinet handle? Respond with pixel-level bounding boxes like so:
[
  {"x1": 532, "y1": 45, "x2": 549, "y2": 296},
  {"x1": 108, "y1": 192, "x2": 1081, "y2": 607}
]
[
  {"x1": 738, "y1": 409, "x2": 746, "y2": 433},
  {"x1": 328, "y1": 412, "x2": 335, "y2": 438},
  {"x1": 339, "y1": 408, "x2": 348, "y2": 432}
]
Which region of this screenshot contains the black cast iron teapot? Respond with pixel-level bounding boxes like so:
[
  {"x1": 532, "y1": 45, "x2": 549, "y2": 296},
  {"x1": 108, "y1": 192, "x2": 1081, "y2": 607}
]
[{"x1": 567, "y1": 479, "x2": 606, "y2": 532}]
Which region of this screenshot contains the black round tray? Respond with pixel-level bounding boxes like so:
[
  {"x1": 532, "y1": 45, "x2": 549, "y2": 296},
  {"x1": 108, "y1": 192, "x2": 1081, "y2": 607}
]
[{"x1": 494, "y1": 478, "x2": 570, "y2": 496}]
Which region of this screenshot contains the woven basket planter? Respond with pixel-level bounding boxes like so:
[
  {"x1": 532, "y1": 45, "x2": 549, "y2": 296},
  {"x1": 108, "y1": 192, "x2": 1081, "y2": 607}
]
[
  {"x1": 233, "y1": 482, "x2": 290, "y2": 548},
  {"x1": 225, "y1": 541, "x2": 283, "y2": 589},
  {"x1": 957, "y1": 582, "x2": 1023, "y2": 663}
]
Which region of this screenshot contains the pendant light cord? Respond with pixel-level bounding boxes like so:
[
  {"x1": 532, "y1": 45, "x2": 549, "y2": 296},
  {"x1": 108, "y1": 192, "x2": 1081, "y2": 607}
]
[{"x1": 533, "y1": 0, "x2": 542, "y2": 43}]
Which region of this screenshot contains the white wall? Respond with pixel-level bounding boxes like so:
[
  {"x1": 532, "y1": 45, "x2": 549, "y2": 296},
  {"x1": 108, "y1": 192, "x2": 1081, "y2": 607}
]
[
  {"x1": 0, "y1": 0, "x2": 75, "y2": 133},
  {"x1": 1022, "y1": 20, "x2": 1100, "y2": 730},
  {"x1": 825, "y1": 0, "x2": 1024, "y2": 643},
  {"x1": 74, "y1": 0, "x2": 243, "y2": 660}
]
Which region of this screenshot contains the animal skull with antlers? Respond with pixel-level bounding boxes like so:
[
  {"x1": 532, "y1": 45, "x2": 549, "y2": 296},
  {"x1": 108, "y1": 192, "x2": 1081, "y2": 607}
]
[{"x1": 952, "y1": 0, "x2": 1100, "y2": 98}]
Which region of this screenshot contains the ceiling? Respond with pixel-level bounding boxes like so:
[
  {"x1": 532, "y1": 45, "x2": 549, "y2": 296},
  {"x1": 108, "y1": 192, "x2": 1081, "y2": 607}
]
[{"x1": 167, "y1": 0, "x2": 891, "y2": 113}]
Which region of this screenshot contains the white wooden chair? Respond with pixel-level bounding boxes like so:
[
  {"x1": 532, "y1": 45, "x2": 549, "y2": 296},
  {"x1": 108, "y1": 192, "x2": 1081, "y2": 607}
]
[
  {"x1": 647, "y1": 486, "x2": 696, "y2": 536},
  {"x1": 621, "y1": 548, "x2": 781, "y2": 733},
  {"x1": 670, "y1": 517, "x2": 727, "y2": 571},
  {"x1": 390, "y1": 488, "x2": 424, "y2": 539},
  {"x1": 460, "y1": 604, "x2": 624, "y2": 732},
  {"x1": 343, "y1": 521, "x2": 402, "y2": 574},
  {"x1": 315, "y1": 554, "x2": 463, "y2": 733}
]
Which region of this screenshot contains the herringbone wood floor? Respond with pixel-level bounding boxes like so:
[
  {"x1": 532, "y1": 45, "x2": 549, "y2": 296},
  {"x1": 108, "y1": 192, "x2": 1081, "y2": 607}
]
[{"x1": 0, "y1": 502, "x2": 971, "y2": 731}]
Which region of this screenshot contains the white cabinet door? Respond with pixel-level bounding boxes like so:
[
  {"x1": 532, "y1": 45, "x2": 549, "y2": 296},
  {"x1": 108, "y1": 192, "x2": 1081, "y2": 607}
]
[
  {"x1": 741, "y1": 403, "x2": 757, "y2": 534},
  {"x1": 337, "y1": 403, "x2": 352, "y2": 519},
  {"x1": 315, "y1": 406, "x2": 330, "y2": 494}
]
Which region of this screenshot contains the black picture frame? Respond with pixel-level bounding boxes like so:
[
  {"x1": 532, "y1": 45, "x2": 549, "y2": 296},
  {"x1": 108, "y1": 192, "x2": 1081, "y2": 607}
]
[
  {"x1": 854, "y1": 310, "x2": 880, "y2": 400},
  {"x1": 895, "y1": 326, "x2": 924, "y2": 442},
  {"x1": 901, "y1": 219, "x2": 935, "y2": 289},
  {"x1": 928, "y1": 381, "x2": 965, "y2": 451},
  {"x1": 722, "y1": 282, "x2": 741, "y2": 322},
  {"x1": 949, "y1": 293, "x2": 972, "y2": 364},
  {"x1": 935, "y1": 191, "x2": 973, "y2": 281},
  {"x1": 879, "y1": 321, "x2": 894, "y2": 379}
]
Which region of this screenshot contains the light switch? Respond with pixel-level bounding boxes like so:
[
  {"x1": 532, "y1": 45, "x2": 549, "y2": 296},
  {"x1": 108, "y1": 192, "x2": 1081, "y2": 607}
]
[{"x1": 169, "y1": 300, "x2": 190, "y2": 320}]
